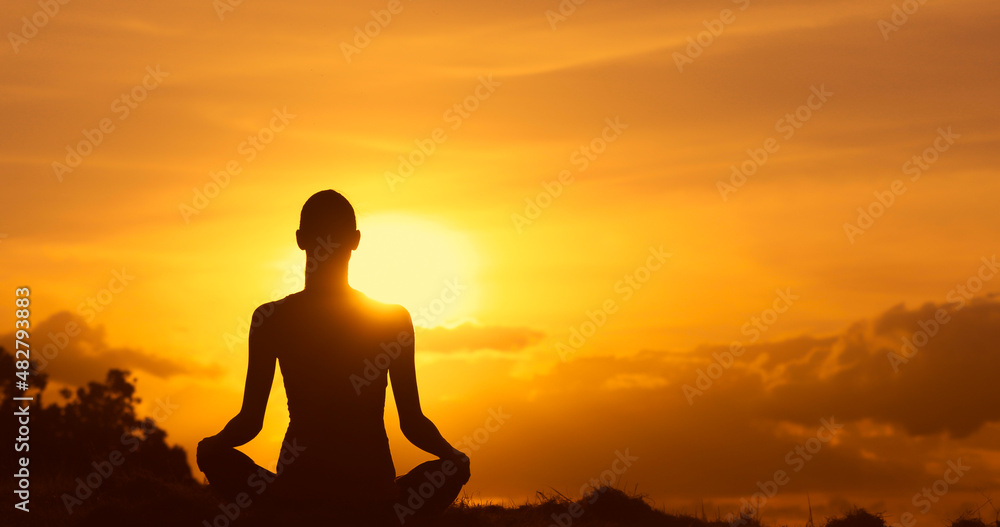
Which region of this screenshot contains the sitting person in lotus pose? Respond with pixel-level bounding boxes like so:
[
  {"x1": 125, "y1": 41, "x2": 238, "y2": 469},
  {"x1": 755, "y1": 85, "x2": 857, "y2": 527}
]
[{"x1": 198, "y1": 189, "x2": 470, "y2": 525}]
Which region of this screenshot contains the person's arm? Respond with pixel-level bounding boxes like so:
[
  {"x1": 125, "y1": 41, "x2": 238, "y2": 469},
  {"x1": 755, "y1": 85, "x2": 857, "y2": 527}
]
[
  {"x1": 202, "y1": 305, "x2": 277, "y2": 449},
  {"x1": 389, "y1": 307, "x2": 466, "y2": 462}
]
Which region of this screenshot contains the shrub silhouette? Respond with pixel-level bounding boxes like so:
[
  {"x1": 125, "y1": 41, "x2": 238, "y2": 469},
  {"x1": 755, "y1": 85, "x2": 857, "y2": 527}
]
[
  {"x1": 1, "y1": 346, "x2": 190, "y2": 481},
  {"x1": 950, "y1": 518, "x2": 992, "y2": 527},
  {"x1": 825, "y1": 508, "x2": 887, "y2": 527},
  {"x1": 0, "y1": 346, "x2": 197, "y2": 524}
]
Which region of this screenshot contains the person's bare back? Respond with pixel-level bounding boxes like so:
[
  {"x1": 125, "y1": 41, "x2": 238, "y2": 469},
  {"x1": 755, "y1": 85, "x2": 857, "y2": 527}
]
[{"x1": 259, "y1": 289, "x2": 403, "y2": 502}]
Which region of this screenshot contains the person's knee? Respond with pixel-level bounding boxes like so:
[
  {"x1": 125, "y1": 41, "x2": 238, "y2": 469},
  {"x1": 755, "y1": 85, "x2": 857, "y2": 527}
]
[
  {"x1": 437, "y1": 457, "x2": 470, "y2": 488},
  {"x1": 453, "y1": 457, "x2": 471, "y2": 486},
  {"x1": 196, "y1": 439, "x2": 222, "y2": 472},
  {"x1": 427, "y1": 458, "x2": 469, "y2": 498}
]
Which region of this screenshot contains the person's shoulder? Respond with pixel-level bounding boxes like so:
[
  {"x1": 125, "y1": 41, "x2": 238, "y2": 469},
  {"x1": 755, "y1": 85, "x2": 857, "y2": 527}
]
[
  {"x1": 353, "y1": 291, "x2": 411, "y2": 327},
  {"x1": 250, "y1": 292, "x2": 301, "y2": 327},
  {"x1": 255, "y1": 292, "x2": 298, "y2": 313}
]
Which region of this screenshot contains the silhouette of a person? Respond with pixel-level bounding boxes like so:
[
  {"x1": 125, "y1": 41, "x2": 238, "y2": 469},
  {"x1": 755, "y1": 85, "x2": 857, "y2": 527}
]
[{"x1": 197, "y1": 190, "x2": 470, "y2": 525}]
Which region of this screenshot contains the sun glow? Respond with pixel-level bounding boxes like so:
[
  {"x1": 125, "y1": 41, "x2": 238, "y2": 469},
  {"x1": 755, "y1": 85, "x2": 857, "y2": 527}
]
[{"x1": 347, "y1": 214, "x2": 477, "y2": 327}]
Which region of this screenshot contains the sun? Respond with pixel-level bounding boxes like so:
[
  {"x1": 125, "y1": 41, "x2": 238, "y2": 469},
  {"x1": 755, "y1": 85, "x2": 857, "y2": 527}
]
[
  {"x1": 347, "y1": 213, "x2": 476, "y2": 327},
  {"x1": 271, "y1": 213, "x2": 477, "y2": 327}
]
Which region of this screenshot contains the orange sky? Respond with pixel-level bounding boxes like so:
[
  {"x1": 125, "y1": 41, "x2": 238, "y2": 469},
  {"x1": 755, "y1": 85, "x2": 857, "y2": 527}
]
[{"x1": 2, "y1": 0, "x2": 1000, "y2": 524}]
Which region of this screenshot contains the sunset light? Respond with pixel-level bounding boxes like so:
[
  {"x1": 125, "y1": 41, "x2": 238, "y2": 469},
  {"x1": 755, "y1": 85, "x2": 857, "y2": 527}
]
[
  {"x1": 2, "y1": 0, "x2": 999, "y2": 525},
  {"x1": 348, "y1": 213, "x2": 477, "y2": 326}
]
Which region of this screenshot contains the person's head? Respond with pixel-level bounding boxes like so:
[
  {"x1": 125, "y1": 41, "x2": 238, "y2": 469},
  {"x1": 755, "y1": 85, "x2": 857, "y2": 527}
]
[{"x1": 296, "y1": 190, "x2": 360, "y2": 258}]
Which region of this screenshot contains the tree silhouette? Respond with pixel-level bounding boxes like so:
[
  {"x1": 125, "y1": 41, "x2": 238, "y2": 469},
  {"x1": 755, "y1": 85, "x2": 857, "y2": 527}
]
[{"x1": 0, "y1": 346, "x2": 192, "y2": 488}]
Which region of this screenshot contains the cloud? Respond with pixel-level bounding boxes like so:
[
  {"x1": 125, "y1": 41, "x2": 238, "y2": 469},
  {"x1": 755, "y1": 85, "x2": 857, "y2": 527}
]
[
  {"x1": 441, "y1": 351, "x2": 931, "y2": 502},
  {"x1": 601, "y1": 373, "x2": 668, "y2": 391},
  {"x1": 748, "y1": 296, "x2": 1000, "y2": 438},
  {"x1": 435, "y1": 296, "x2": 1000, "y2": 503},
  {"x1": 0, "y1": 310, "x2": 219, "y2": 387},
  {"x1": 651, "y1": 295, "x2": 1000, "y2": 439},
  {"x1": 415, "y1": 322, "x2": 545, "y2": 353}
]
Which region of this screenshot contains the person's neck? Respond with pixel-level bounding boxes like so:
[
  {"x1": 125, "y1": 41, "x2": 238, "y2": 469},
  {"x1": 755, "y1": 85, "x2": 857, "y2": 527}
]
[{"x1": 303, "y1": 260, "x2": 352, "y2": 296}]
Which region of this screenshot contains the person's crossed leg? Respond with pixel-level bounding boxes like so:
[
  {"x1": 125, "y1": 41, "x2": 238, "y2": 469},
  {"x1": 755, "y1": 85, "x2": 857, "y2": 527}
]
[{"x1": 198, "y1": 441, "x2": 469, "y2": 525}]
